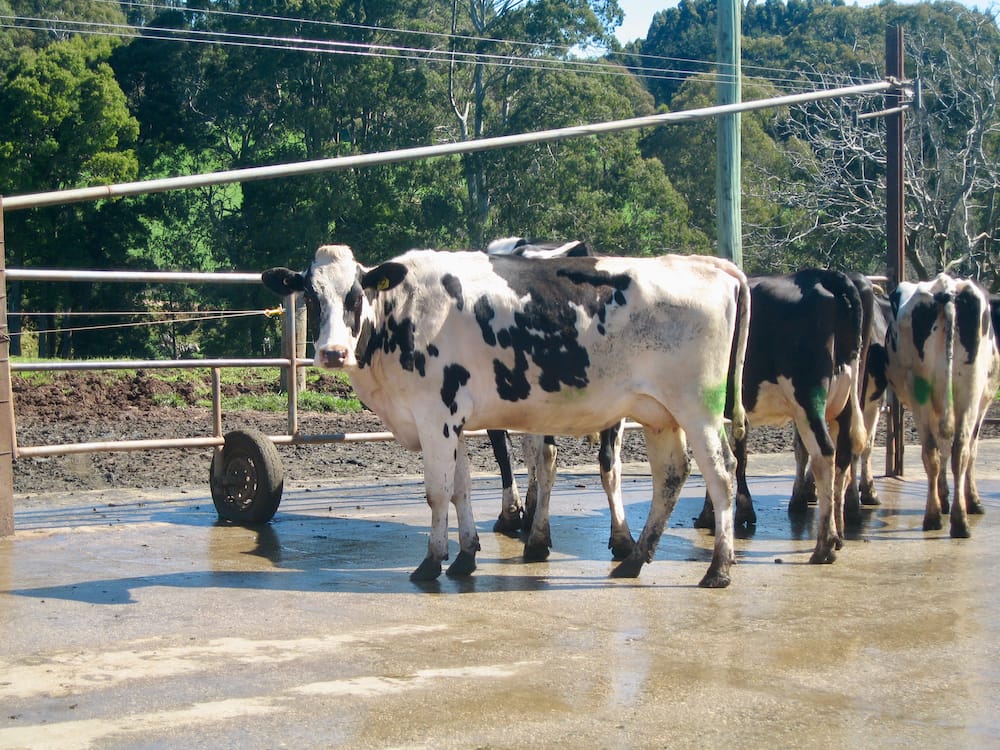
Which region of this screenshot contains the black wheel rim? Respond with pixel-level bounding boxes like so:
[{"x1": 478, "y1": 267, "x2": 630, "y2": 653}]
[{"x1": 221, "y1": 456, "x2": 259, "y2": 512}]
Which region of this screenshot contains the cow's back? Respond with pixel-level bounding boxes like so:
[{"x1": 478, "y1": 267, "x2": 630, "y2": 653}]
[
  {"x1": 363, "y1": 251, "x2": 744, "y2": 441},
  {"x1": 743, "y1": 269, "x2": 864, "y2": 426}
]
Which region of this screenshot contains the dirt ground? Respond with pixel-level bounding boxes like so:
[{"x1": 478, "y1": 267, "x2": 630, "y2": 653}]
[{"x1": 9, "y1": 369, "x2": 999, "y2": 496}]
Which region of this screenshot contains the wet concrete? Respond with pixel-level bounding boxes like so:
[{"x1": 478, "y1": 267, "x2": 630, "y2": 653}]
[{"x1": 2, "y1": 441, "x2": 1000, "y2": 749}]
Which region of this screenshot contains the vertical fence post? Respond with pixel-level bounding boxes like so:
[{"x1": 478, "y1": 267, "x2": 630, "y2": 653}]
[
  {"x1": 716, "y1": 0, "x2": 743, "y2": 268},
  {"x1": 885, "y1": 25, "x2": 906, "y2": 478},
  {"x1": 0, "y1": 198, "x2": 15, "y2": 536}
]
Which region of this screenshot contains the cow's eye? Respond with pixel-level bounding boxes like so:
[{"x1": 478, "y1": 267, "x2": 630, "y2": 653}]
[
  {"x1": 345, "y1": 285, "x2": 364, "y2": 336},
  {"x1": 303, "y1": 290, "x2": 320, "y2": 341}
]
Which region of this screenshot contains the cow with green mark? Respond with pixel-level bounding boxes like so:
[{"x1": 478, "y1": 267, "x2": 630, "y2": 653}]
[{"x1": 886, "y1": 274, "x2": 1000, "y2": 539}]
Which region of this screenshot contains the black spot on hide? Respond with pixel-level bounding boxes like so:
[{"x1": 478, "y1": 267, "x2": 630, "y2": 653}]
[
  {"x1": 442, "y1": 275, "x2": 464, "y2": 311},
  {"x1": 477, "y1": 257, "x2": 632, "y2": 402},
  {"x1": 441, "y1": 364, "x2": 471, "y2": 415}
]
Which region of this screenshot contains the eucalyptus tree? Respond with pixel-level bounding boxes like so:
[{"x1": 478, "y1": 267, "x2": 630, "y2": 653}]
[{"x1": 444, "y1": 0, "x2": 624, "y2": 247}]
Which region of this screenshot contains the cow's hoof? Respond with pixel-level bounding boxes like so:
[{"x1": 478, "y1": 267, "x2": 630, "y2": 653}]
[
  {"x1": 522, "y1": 541, "x2": 550, "y2": 562},
  {"x1": 967, "y1": 500, "x2": 986, "y2": 515},
  {"x1": 809, "y1": 547, "x2": 837, "y2": 564},
  {"x1": 860, "y1": 487, "x2": 881, "y2": 506},
  {"x1": 734, "y1": 506, "x2": 757, "y2": 529},
  {"x1": 835, "y1": 536, "x2": 844, "y2": 550},
  {"x1": 698, "y1": 570, "x2": 731, "y2": 588},
  {"x1": 949, "y1": 523, "x2": 971, "y2": 539},
  {"x1": 940, "y1": 499, "x2": 950, "y2": 515},
  {"x1": 923, "y1": 515, "x2": 943, "y2": 532},
  {"x1": 693, "y1": 510, "x2": 715, "y2": 530},
  {"x1": 609, "y1": 537, "x2": 636, "y2": 561},
  {"x1": 788, "y1": 497, "x2": 810, "y2": 516},
  {"x1": 610, "y1": 556, "x2": 643, "y2": 578},
  {"x1": 845, "y1": 499, "x2": 862, "y2": 525},
  {"x1": 410, "y1": 558, "x2": 443, "y2": 582},
  {"x1": 492, "y1": 513, "x2": 523, "y2": 537},
  {"x1": 445, "y1": 550, "x2": 477, "y2": 577}
]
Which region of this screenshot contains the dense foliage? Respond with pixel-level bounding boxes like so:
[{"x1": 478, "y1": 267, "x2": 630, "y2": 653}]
[{"x1": 1, "y1": 0, "x2": 998, "y2": 358}]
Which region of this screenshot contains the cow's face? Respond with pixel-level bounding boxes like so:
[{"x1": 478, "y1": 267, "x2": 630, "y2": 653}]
[{"x1": 263, "y1": 244, "x2": 407, "y2": 369}]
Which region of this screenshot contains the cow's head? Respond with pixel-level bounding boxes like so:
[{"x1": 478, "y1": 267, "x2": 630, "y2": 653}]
[{"x1": 262, "y1": 244, "x2": 407, "y2": 369}]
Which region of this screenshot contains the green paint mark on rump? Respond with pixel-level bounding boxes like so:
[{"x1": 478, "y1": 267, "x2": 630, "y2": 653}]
[
  {"x1": 703, "y1": 383, "x2": 727, "y2": 417},
  {"x1": 913, "y1": 376, "x2": 932, "y2": 405}
]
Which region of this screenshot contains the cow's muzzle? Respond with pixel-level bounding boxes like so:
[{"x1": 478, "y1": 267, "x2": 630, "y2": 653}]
[{"x1": 318, "y1": 346, "x2": 350, "y2": 369}]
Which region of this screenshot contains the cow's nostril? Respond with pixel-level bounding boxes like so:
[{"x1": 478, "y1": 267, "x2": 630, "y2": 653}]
[{"x1": 321, "y1": 346, "x2": 349, "y2": 368}]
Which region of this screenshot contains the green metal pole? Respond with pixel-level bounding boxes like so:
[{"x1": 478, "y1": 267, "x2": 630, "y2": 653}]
[{"x1": 717, "y1": 0, "x2": 743, "y2": 267}]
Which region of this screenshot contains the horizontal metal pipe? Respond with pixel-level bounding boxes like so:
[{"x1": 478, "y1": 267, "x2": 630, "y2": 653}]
[
  {"x1": 5, "y1": 268, "x2": 261, "y2": 284},
  {"x1": 12, "y1": 358, "x2": 312, "y2": 372},
  {"x1": 1, "y1": 81, "x2": 893, "y2": 212},
  {"x1": 16, "y1": 436, "x2": 225, "y2": 457},
  {"x1": 14, "y1": 422, "x2": 646, "y2": 458}
]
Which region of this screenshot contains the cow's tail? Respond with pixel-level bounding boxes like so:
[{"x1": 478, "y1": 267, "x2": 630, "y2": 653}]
[
  {"x1": 934, "y1": 289, "x2": 956, "y2": 440},
  {"x1": 844, "y1": 277, "x2": 870, "y2": 456},
  {"x1": 726, "y1": 273, "x2": 750, "y2": 443}
]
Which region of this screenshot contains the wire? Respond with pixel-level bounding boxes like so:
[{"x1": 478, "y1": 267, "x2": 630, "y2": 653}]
[
  {"x1": 16, "y1": 309, "x2": 267, "y2": 317},
  {"x1": 11, "y1": 309, "x2": 277, "y2": 338},
  {"x1": 0, "y1": 9, "x2": 865, "y2": 94}
]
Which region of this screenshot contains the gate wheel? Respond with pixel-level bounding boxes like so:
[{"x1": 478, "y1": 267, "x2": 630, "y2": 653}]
[{"x1": 210, "y1": 429, "x2": 284, "y2": 524}]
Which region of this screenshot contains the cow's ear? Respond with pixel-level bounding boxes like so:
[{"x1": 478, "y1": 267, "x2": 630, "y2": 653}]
[
  {"x1": 361, "y1": 262, "x2": 407, "y2": 293},
  {"x1": 262, "y1": 268, "x2": 306, "y2": 296}
]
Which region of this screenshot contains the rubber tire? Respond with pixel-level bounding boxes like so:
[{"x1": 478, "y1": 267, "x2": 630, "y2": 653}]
[{"x1": 210, "y1": 429, "x2": 284, "y2": 525}]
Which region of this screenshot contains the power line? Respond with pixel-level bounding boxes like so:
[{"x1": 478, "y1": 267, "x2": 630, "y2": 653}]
[{"x1": 0, "y1": 9, "x2": 858, "y2": 94}]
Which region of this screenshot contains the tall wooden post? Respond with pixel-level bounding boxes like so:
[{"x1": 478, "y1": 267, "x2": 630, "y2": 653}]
[
  {"x1": 716, "y1": 0, "x2": 743, "y2": 267},
  {"x1": 885, "y1": 25, "x2": 906, "y2": 477},
  {"x1": 0, "y1": 199, "x2": 16, "y2": 536}
]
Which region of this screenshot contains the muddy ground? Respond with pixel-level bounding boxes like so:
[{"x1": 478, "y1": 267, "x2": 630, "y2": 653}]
[{"x1": 9, "y1": 370, "x2": 998, "y2": 496}]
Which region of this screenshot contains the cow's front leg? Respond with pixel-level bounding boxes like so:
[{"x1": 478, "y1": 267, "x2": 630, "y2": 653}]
[
  {"x1": 789, "y1": 429, "x2": 816, "y2": 513},
  {"x1": 411, "y1": 436, "x2": 460, "y2": 582},
  {"x1": 612, "y1": 424, "x2": 690, "y2": 580},
  {"x1": 600, "y1": 422, "x2": 635, "y2": 560},
  {"x1": 448, "y1": 437, "x2": 480, "y2": 576},
  {"x1": 522, "y1": 435, "x2": 556, "y2": 562}
]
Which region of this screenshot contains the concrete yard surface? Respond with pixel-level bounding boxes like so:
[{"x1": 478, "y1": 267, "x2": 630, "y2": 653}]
[{"x1": 2, "y1": 441, "x2": 1000, "y2": 749}]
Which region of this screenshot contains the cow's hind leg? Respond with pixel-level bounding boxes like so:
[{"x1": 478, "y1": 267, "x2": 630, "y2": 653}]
[
  {"x1": 488, "y1": 430, "x2": 524, "y2": 535},
  {"x1": 611, "y1": 424, "x2": 690, "y2": 580},
  {"x1": 920, "y1": 430, "x2": 945, "y2": 532},
  {"x1": 599, "y1": 422, "x2": 636, "y2": 560},
  {"x1": 948, "y1": 429, "x2": 974, "y2": 539},
  {"x1": 522, "y1": 435, "x2": 556, "y2": 561},
  {"x1": 690, "y1": 423, "x2": 737, "y2": 587}
]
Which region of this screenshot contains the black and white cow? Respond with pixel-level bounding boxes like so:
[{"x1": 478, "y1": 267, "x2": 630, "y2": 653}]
[
  {"x1": 482, "y1": 237, "x2": 628, "y2": 560},
  {"x1": 777, "y1": 274, "x2": 888, "y2": 514},
  {"x1": 694, "y1": 269, "x2": 868, "y2": 565},
  {"x1": 482, "y1": 237, "x2": 598, "y2": 543},
  {"x1": 263, "y1": 244, "x2": 750, "y2": 586},
  {"x1": 885, "y1": 274, "x2": 1000, "y2": 537}
]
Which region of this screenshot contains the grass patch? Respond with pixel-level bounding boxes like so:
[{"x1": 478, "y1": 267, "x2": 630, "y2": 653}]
[{"x1": 220, "y1": 391, "x2": 362, "y2": 413}]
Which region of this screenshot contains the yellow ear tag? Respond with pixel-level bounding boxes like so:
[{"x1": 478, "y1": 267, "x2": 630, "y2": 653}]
[{"x1": 377, "y1": 277, "x2": 390, "y2": 291}]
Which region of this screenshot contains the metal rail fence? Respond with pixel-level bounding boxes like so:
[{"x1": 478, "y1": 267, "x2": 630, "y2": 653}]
[{"x1": 0, "y1": 77, "x2": 905, "y2": 534}]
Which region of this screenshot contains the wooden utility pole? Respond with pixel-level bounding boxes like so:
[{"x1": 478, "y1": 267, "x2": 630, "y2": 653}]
[
  {"x1": 717, "y1": 0, "x2": 743, "y2": 267},
  {"x1": 885, "y1": 25, "x2": 906, "y2": 477}
]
